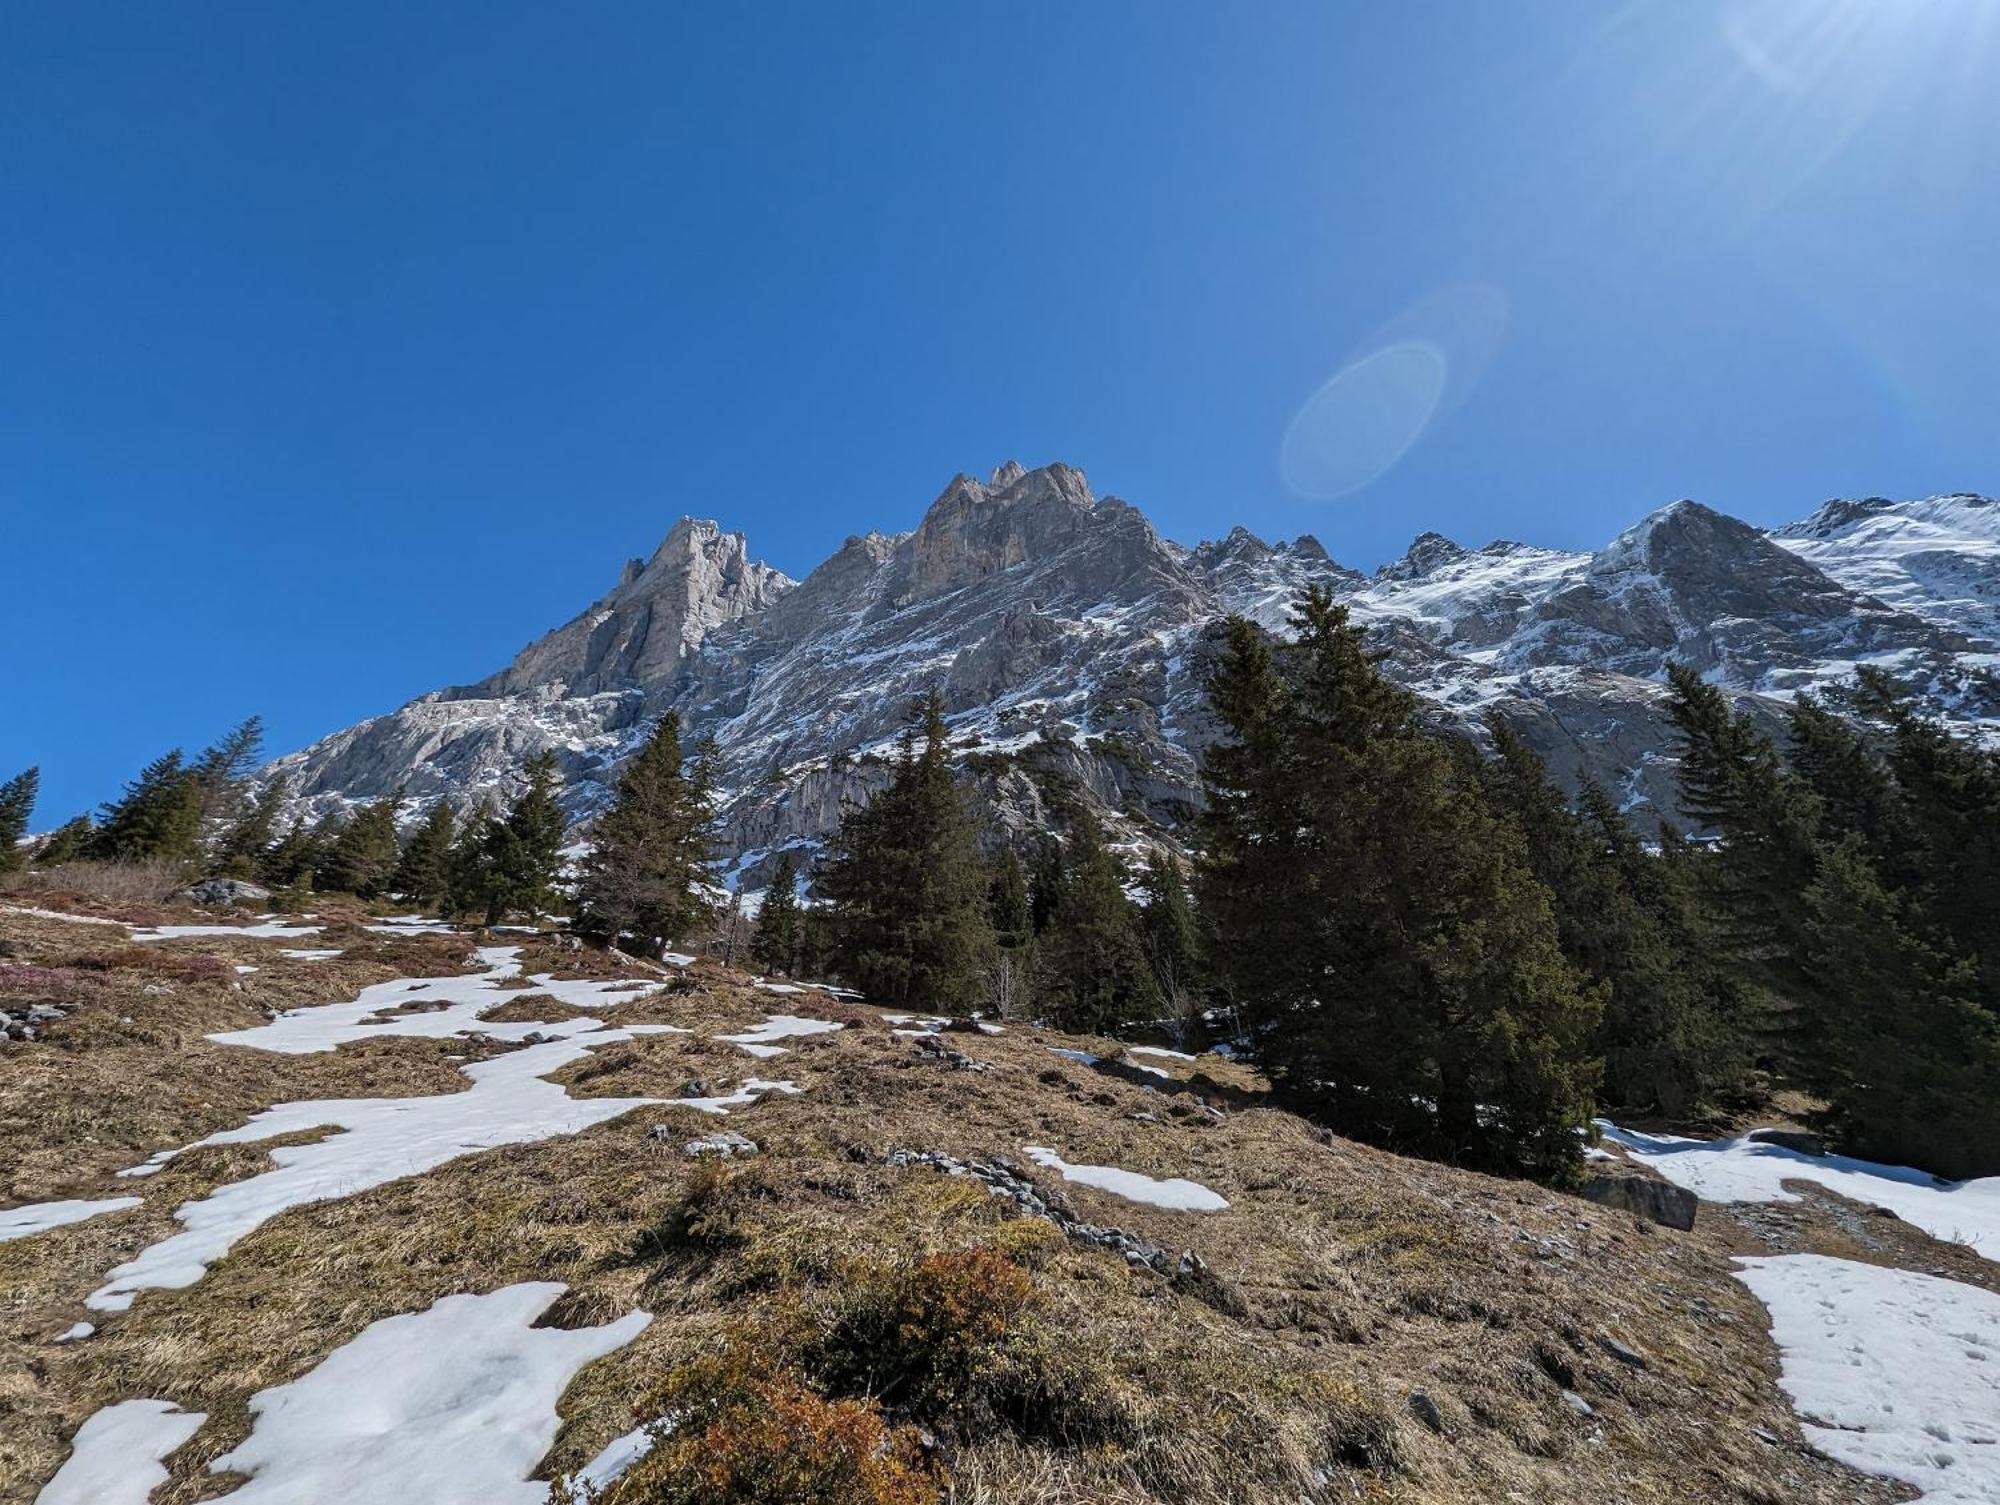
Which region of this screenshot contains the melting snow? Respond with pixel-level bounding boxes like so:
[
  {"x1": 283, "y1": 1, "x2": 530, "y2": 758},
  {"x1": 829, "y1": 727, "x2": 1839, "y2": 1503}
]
[
  {"x1": 1021, "y1": 1146, "x2": 1228, "y2": 1212},
  {"x1": 86, "y1": 1041, "x2": 658, "y2": 1312},
  {"x1": 1735, "y1": 1255, "x2": 2000, "y2": 1505},
  {"x1": 129, "y1": 922, "x2": 324, "y2": 942},
  {"x1": 55, "y1": 1321, "x2": 95, "y2": 1343},
  {"x1": 207, "y1": 947, "x2": 664, "y2": 1055},
  {"x1": 1600, "y1": 1122, "x2": 2000, "y2": 1263},
  {"x1": 1127, "y1": 1046, "x2": 1195, "y2": 1061},
  {"x1": 717, "y1": 1014, "x2": 843, "y2": 1058},
  {"x1": 205, "y1": 1283, "x2": 649, "y2": 1505},
  {"x1": 575, "y1": 1421, "x2": 665, "y2": 1493},
  {"x1": 279, "y1": 948, "x2": 342, "y2": 961},
  {"x1": 33, "y1": 1399, "x2": 206, "y2": 1505},
  {"x1": 0, "y1": 1196, "x2": 141, "y2": 1244}
]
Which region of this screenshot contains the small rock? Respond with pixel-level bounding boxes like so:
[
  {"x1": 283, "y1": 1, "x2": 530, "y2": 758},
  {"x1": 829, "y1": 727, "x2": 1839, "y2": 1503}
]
[
  {"x1": 1560, "y1": 1390, "x2": 1595, "y2": 1417},
  {"x1": 1408, "y1": 1389, "x2": 1446, "y2": 1434},
  {"x1": 1598, "y1": 1335, "x2": 1648, "y2": 1370},
  {"x1": 1747, "y1": 1127, "x2": 1826, "y2": 1157},
  {"x1": 682, "y1": 1079, "x2": 709, "y2": 1097},
  {"x1": 684, "y1": 1131, "x2": 760, "y2": 1159}
]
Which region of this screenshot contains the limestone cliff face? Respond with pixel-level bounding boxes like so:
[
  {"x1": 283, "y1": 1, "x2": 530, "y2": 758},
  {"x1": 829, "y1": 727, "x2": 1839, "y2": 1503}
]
[
  {"x1": 469, "y1": 519, "x2": 792, "y2": 700},
  {"x1": 263, "y1": 469, "x2": 1999, "y2": 883}
]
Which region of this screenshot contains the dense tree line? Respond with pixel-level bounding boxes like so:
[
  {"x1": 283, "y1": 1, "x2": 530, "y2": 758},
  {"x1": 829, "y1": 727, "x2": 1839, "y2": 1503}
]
[{"x1": 11, "y1": 592, "x2": 1993, "y2": 1185}]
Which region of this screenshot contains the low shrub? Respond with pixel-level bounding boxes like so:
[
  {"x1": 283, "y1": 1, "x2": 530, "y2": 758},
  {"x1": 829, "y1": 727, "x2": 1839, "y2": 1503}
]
[
  {"x1": 17, "y1": 860, "x2": 187, "y2": 904},
  {"x1": 68, "y1": 945, "x2": 232, "y2": 980},
  {"x1": 809, "y1": 1247, "x2": 1038, "y2": 1421},
  {"x1": 571, "y1": 1350, "x2": 938, "y2": 1505}
]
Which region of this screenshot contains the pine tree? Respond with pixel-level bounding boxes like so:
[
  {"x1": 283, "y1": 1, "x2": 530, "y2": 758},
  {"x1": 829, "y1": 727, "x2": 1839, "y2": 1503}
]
[
  {"x1": 987, "y1": 846, "x2": 1033, "y2": 951},
  {"x1": 1198, "y1": 590, "x2": 1600, "y2": 1182},
  {"x1": 210, "y1": 781, "x2": 286, "y2": 879},
  {"x1": 392, "y1": 800, "x2": 457, "y2": 907},
  {"x1": 820, "y1": 691, "x2": 996, "y2": 1012},
  {"x1": 1138, "y1": 849, "x2": 1203, "y2": 1006},
  {"x1": 0, "y1": 767, "x2": 38, "y2": 878},
  {"x1": 190, "y1": 717, "x2": 265, "y2": 840},
  {"x1": 443, "y1": 800, "x2": 499, "y2": 920},
  {"x1": 33, "y1": 814, "x2": 93, "y2": 868},
  {"x1": 302, "y1": 810, "x2": 348, "y2": 891},
  {"x1": 1797, "y1": 839, "x2": 2000, "y2": 1180},
  {"x1": 575, "y1": 715, "x2": 717, "y2": 952},
  {"x1": 752, "y1": 852, "x2": 804, "y2": 975},
  {"x1": 1663, "y1": 664, "x2": 1822, "y2": 1065},
  {"x1": 321, "y1": 791, "x2": 404, "y2": 898},
  {"x1": 1480, "y1": 718, "x2": 1739, "y2": 1118},
  {"x1": 90, "y1": 749, "x2": 203, "y2": 864},
  {"x1": 484, "y1": 752, "x2": 566, "y2": 923},
  {"x1": 1038, "y1": 812, "x2": 1161, "y2": 1033}
]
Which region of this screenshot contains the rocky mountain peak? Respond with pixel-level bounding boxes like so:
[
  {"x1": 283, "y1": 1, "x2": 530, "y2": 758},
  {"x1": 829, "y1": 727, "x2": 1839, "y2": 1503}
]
[
  {"x1": 1378, "y1": 530, "x2": 1466, "y2": 582},
  {"x1": 467, "y1": 515, "x2": 792, "y2": 699}
]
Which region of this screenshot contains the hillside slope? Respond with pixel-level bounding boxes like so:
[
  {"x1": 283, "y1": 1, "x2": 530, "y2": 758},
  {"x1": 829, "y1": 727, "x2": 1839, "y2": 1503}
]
[{"x1": 7, "y1": 897, "x2": 1997, "y2": 1503}]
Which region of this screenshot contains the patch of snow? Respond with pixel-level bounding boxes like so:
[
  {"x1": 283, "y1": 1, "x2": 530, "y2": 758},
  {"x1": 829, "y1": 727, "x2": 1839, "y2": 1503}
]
[
  {"x1": 279, "y1": 948, "x2": 342, "y2": 961},
  {"x1": 672, "y1": 1078, "x2": 802, "y2": 1115},
  {"x1": 0, "y1": 1196, "x2": 142, "y2": 1244},
  {"x1": 206, "y1": 1282, "x2": 649, "y2": 1505},
  {"x1": 129, "y1": 922, "x2": 324, "y2": 942},
  {"x1": 0, "y1": 905, "x2": 124, "y2": 928},
  {"x1": 575, "y1": 1421, "x2": 666, "y2": 1492},
  {"x1": 86, "y1": 1041, "x2": 658, "y2": 1312},
  {"x1": 207, "y1": 948, "x2": 663, "y2": 1055},
  {"x1": 717, "y1": 1014, "x2": 843, "y2": 1058},
  {"x1": 234, "y1": 964, "x2": 258, "y2": 975},
  {"x1": 1127, "y1": 1045, "x2": 1195, "y2": 1061},
  {"x1": 55, "y1": 1321, "x2": 95, "y2": 1343},
  {"x1": 1600, "y1": 1122, "x2": 2000, "y2": 1262},
  {"x1": 1735, "y1": 1254, "x2": 2000, "y2": 1504},
  {"x1": 1048, "y1": 1047, "x2": 1099, "y2": 1067},
  {"x1": 1021, "y1": 1146, "x2": 1229, "y2": 1212},
  {"x1": 33, "y1": 1399, "x2": 206, "y2": 1505}
]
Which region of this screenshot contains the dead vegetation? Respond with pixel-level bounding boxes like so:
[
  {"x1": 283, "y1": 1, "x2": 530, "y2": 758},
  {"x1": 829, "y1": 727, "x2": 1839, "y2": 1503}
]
[{"x1": 0, "y1": 897, "x2": 1924, "y2": 1505}]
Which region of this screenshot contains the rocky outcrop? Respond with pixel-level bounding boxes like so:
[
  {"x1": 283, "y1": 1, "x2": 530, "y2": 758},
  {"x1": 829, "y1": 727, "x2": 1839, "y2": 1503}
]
[{"x1": 262, "y1": 470, "x2": 2000, "y2": 883}]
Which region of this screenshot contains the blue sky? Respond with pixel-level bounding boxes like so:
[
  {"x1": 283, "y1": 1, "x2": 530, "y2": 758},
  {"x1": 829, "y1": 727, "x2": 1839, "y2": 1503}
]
[{"x1": 6, "y1": 0, "x2": 1997, "y2": 821}]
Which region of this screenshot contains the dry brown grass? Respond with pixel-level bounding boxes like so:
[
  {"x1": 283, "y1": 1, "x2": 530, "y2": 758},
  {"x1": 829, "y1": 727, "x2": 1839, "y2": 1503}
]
[{"x1": 0, "y1": 898, "x2": 1924, "y2": 1505}]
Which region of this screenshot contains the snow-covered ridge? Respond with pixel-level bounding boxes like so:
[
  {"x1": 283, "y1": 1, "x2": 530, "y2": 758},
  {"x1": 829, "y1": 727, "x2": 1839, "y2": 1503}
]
[{"x1": 266, "y1": 468, "x2": 2000, "y2": 883}]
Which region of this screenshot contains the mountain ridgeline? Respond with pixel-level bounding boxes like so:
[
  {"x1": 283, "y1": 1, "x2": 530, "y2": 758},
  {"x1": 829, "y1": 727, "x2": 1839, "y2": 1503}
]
[{"x1": 265, "y1": 464, "x2": 1999, "y2": 881}]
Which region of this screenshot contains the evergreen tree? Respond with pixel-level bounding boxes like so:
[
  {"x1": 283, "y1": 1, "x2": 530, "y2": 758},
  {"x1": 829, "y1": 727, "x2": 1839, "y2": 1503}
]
[
  {"x1": 321, "y1": 791, "x2": 404, "y2": 898},
  {"x1": 190, "y1": 717, "x2": 265, "y2": 838},
  {"x1": 1797, "y1": 839, "x2": 2000, "y2": 1180},
  {"x1": 1138, "y1": 848, "x2": 1203, "y2": 1009},
  {"x1": 820, "y1": 691, "x2": 996, "y2": 1011},
  {"x1": 575, "y1": 715, "x2": 717, "y2": 952},
  {"x1": 1198, "y1": 589, "x2": 1600, "y2": 1182},
  {"x1": 1038, "y1": 812, "x2": 1160, "y2": 1033},
  {"x1": 484, "y1": 751, "x2": 566, "y2": 923},
  {"x1": 443, "y1": 800, "x2": 499, "y2": 920},
  {"x1": 1480, "y1": 718, "x2": 1739, "y2": 1118},
  {"x1": 392, "y1": 800, "x2": 457, "y2": 907},
  {"x1": 210, "y1": 781, "x2": 285, "y2": 879},
  {"x1": 987, "y1": 846, "x2": 1033, "y2": 951},
  {"x1": 90, "y1": 749, "x2": 203, "y2": 864},
  {"x1": 1663, "y1": 665, "x2": 1822, "y2": 1064},
  {"x1": 752, "y1": 852, "x2": 804, "y2": 975},
  {"x1": 302, "y1": 811, "x2": 348, "y2": 890},
  {"x1": 33, "y1": 814, "x2": 93, "y2": 868},
  {"x1": 0, "y1": 767, "x2": 38, "y2": 878},
  {"x1": 1026, "y1": 836, "x2": 1067, "y2": 937}
]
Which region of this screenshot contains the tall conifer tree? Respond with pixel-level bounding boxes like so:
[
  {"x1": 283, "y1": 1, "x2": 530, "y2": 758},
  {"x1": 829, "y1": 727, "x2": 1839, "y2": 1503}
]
[
  {"x1": 752, "y1": 852, "x2": 803, "y2": 975},
  {"x1": 576, "y1": 715, "x2": 717, "y2": 952},
  {"x1": 1198, "y1": 589, "x2": 1599, "y2": 1182},
  {"x1": 0, "y1": 768, "x2": 38, "y2": 878},
  {"x1": 820, "y1": 691, "x2": 996, "y2": 1011}
]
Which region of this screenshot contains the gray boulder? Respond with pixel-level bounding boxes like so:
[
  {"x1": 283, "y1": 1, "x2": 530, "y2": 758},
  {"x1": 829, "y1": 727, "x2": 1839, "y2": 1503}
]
[
  {"x1": 176, "y1": 877, "x2": 272, "y2": 906},
  {"x1": 1578, "y1": 1172, "x2": 1697, "y2": 1231}
]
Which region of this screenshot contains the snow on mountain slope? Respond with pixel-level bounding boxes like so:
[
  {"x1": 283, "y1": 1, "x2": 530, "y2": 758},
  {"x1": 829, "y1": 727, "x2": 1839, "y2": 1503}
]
[
  {"x1": 1772, "y1": 494, "x2": 2000, "y2": 647},
  {"x1": 264, "y1": 466, "x2": 1999, "y2": 881}
]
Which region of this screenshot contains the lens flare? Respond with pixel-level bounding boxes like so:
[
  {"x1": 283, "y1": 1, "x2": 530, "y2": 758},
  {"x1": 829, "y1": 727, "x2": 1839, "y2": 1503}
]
[{"x1": 1279, "y1": 283, "x2": 1509, "y2": 501}]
